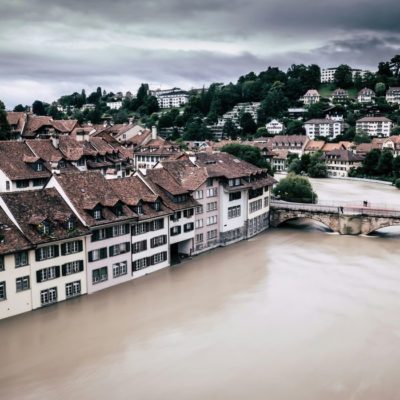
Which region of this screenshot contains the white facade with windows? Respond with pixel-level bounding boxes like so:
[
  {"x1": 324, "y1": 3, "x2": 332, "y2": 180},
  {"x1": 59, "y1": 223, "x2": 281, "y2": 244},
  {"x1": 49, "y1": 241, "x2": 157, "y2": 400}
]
[{"x1": 266, "y1": 119, "x2": 284, "y2": 134}]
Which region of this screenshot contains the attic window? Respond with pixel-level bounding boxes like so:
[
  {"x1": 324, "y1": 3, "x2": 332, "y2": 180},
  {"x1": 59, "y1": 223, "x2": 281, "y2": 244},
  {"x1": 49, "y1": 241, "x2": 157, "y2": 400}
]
[
  {"x1": 38, "y1": 221, "x2": 51, "y2": 235},
  {"x1": 114, "y1": 205, "x2": 123, "y2": 217},
  {"x1": 33, "y1": 162, "x2": 43, "y2": 172},
  {"x1": 93, "y1": 208, "x2": 102, "y2": 220},
  {"x1": 67, "y1": 218, "x2": 75, "y2": 230},
  {"x1": 153, "y1": 201, "x2": 161, "y2": 211}
]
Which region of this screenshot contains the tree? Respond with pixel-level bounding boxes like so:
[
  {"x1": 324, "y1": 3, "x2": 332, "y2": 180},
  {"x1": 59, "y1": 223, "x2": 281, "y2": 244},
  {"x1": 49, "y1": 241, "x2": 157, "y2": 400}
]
[
  {"x1": 362, "y1": 149, "x2": 381, "y2": 176},
  {"x1": 221, "y1": 143, "x2": 271, "y2": 171},
  {"x1": 375, "y1": 82, "x2": 386, "y2": 96},
  {"x1": 285, "y1": 119, "x2": 305, "y2": 135},
  {"x1": 308, "y1": 151, "x2": 327, "y2": 178},
  {"x1": 391, "y1": 126, "x2": 400, "y2": 135},
  {"x1": 273, "y1": 173, "x2": 317, "y2": 203},
  {"x1": 32, "y1": 100, "x2": 46, "y2": 116},
  {"x1": 0, "y1": 100, "x2": 12, "y2": 140},
  {"x1": 334, "y1": 65, "x2": 353, "y2": 88},
  {"x1": 389, "y1": 55, "x2": 400, "y2": 77},
  {"x1": 259, "y1": 88, "x2": 289, "y2": 121},
  {"x1": 239, "y1": 112, "x2": 257, "y2": 135},
  {"x1": 395, "y1": 178, "x2": 400, "y2": 189},
  {"x1": 393, "y1": 156, "x2": 400, "y2": 178},
  {"x1": 377, "y1": 149, "x2": 393, "y2": 176},
  {"x1": 306, "y1": 102, "x2": 325, "y2": 119},
  {"x1": 222, "y1": 118, "x2": 238, "y2": 139},
  {"x1": 183, "y1": 118, "x2": 213, "y2": 141},
  {"x1": 13, "y1": 104, "x2": 25, "y2": 112},
  {"x1": 354, "y1": 131, "x2": 371, "y2": 144},
  {"x1": 288, "y1": 158, "x2": 303, "y2": 174},
  {"x1": 114, "y1": 109, "x2": 129, "y2": 124}
]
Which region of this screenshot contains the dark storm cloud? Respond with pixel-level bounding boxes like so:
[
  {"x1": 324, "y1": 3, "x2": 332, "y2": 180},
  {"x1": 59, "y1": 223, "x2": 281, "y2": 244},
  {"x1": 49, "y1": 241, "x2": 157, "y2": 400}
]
[{"x1": 1, "y1": 0, "x2": 400, "y2": 107}]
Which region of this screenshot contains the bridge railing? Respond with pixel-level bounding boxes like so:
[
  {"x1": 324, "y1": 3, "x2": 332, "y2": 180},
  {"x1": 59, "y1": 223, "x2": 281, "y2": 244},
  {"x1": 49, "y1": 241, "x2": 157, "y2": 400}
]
[{"x1": 270, "y1": 199, "x2": 400, "y2": 217}]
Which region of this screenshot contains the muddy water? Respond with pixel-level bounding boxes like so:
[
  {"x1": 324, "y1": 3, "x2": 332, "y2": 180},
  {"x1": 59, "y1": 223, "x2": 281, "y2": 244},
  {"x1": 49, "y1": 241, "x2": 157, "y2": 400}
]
[{"x1": 1, "y1": 179, "x2": 400, "y2": 400}]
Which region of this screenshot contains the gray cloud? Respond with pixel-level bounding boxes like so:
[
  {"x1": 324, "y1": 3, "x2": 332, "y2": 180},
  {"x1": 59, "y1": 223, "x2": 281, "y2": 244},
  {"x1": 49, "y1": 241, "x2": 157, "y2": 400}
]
[{"x1": 1, "y1": 0, "x2": 400, "y2": 108}]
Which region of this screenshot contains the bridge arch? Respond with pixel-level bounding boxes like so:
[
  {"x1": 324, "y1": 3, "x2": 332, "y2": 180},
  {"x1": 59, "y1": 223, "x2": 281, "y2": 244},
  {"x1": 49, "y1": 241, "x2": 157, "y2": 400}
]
[
  {"x1": 362, "y1": 219, "x2": 400, "y2": 235},
  {"x1": 272, "y1": 211, "x2": 339, "y2": 233}
]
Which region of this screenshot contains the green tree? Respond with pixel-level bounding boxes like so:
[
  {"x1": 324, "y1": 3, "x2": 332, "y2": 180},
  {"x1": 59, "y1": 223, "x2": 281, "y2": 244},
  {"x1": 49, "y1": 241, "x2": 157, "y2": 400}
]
[
  {"x1": 222, "y1": 118, "x2": 238, "y2": 139},
  {"x1": 285, "y1": 119, "x2": 305, "y2": 135},
  {"x1": 259, "y1": 88, "x2": 289, "y2": 121},
  {"x1": 273, "y1": 173, "x2": 317, "y2": 203},
  {"x1": 334, "y1": 65, "x2": 353, "y2": 88},
  {"x1": 221, "y1": 143, "x2": 271, "y2": 170},
  {"x1": 183, "y1": 118, "x2": 213, "y2": 141},
  {"x1": 32, "y1": 100, "x2": 46, "y2": 116},
  {"x1": 288, "y1": 158, "x2": 303, "y2": 174},
  {"x1": 308, "y1": 151, "x2": 327, "y2": 178},
  {"x1": 239, "y1": 112, "x2": 257, "y2": 135},
  {"x1": 389, "y1": 55, "x2": 400, "y2": 77},
  {"x1": 393, "y1": 156, "x2": 400, "y2": 178},
  {"x1": 306, "y1": 102, "x2": 325, "y2": 119},
  {"x1": 377, "y1": 149, "x2": 394, "y2": 176},
  {"x1": 0, "y1": 100, "x2": 12, "y2": 140},
  {"x1": 13, "y1": 104, "x2": 25, "y2": 112},
  {"x1": 395, "y1": 178, "x2": 400, "y2": 189},
  {"x1": 354, "y1": 131, "x2": 371, "y2": 144},
  {"x1": 362, "y1": 149, "x2": 381, "y2": 176},
  {"x1": 375, "y1": 82, "x2": 386, "y2": 96}
]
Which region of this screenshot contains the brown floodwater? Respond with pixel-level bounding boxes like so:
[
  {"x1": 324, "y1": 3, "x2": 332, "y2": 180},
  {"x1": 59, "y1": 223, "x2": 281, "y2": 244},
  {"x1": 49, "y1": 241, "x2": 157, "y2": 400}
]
[{"x1": 1, "y1": 178, "x2": 400, "y2": 400}]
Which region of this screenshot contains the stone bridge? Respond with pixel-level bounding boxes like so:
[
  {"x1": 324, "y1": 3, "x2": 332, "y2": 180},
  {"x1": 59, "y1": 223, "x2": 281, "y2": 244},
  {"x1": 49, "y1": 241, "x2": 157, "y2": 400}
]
[{"x1": 270, "y1": 200, "x2": 400, "y2": 235}]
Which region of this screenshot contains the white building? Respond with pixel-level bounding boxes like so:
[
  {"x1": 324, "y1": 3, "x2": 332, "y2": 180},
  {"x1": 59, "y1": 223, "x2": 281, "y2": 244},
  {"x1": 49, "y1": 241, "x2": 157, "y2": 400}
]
[
  {"x1": 302, "y1": 90, "x2": 321, "y2": 105},
  {"x1": 304, "y1": 117, "x2": 347, "y2": 140},
  {"x1": 321, "y1": 67, "x2": 369, "y2": 83},
  {"x1": 106, "y1": 101, "x2": 123, "y2": 110},
  {"x1": 153, "y1": 88, "x2": 189, "y2": 109},
  {"x1": 357, "y1": 88, "x2": 376, "y2": 104},
  {"x1": 386, "y1": 87, "x2": 400, "y2": 104},
  {"x1": 356, "y1": 117, "x2": 393, "y2": 137},
  {"x1": 266, "y1": 119, "x2": 284, "y2": 134}
]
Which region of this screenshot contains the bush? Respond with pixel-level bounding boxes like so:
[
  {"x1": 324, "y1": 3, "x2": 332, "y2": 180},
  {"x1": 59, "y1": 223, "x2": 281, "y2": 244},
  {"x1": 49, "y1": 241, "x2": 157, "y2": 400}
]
[
  {"x1": 395, "y1": 178, "x2": 400, "y2": 189},
  {"x1": 273, "y1": 173, "x2": 318, "y2": 203}
]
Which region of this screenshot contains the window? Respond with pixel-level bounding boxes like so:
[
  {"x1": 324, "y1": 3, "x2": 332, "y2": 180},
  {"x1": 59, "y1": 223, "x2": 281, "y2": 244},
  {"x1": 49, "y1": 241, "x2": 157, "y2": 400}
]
[
  {"x1": 93, "y1": 208, "x2": 102, "y2": 220},
  {"x1": 228, "y1": 178, "x2": 241, "y2": 187},
  {"x1": 109, "y1": 242, "x2": 130, "y2": 256},
  {"x1": 249, "y1": 199, "x2": 262, "y2": 213},
  {"x1": 61, "y1": 240, "x2": 83, "y2": 255},
  {"x1": 152, "y1": 218, "x2": 164, "y2": 231},
  {"x1": 113, "y1": 205, "x2": 123, "y2": 217},
  {"x1": 173, "y1": 194, "x2": 188, "y2": 203},
  {"x1": 229, "y1": 192, "x2": 241, "y2": 201},
  {"x1": 113, "y1": 262, "x2": 128, "y2": 278},
  {"x1": 134, "y1": 205, "x2": 143, "y2": 215},
  {"x1": 0, "y1": 255, "x2": 4, "y2": 271},
  {"x1": 92, "y1": 267, "x2": 108, "y2": 284},
  {"x1": 66, "y1": 281, "x2": 81, "y2": 298},
  {"x1": 183, "y1": 209, "x2": 194, "y2": 218},
  {"x1": 264, "y1": 197, "x2": 269, "y2": 208},
  {"x1": 6, "y1": 181, "x2": 10, "y2": 191},
  {"x1": 207, "y1": 216, "x2": 217, "y2": 225},
  {"x1": 92, "y1": 228, "x2": 107, "y2": 242},
  {"x1": 38, "y1": 221, "x2": 51, "y2": 235},
  {"x1": 33, "y1": 179, "x2": 46, "y2": 187},
  {"x1": 41, "y1": 287, "x2": 57, "y2": 305},
  {"x1": 88, "y1": 247, "x2": 107, "y2": 262},
  {"x1": 132, "y1": 240, "x2": 147, "y2": 253},
  {"x1": 249, "y1": 188, "x2": 263, "y2": 199},
  {"x1": 77, "y1": 158, "x2": 85, "y2": 166},
  {"x1": 170, "y1": 212, "x2": 181, "y2": 222},
  {"x1": 15, "y1": 251, "x2": 29, "y2": 267},
  {"x1": 62, "y1": 260, "x2": 84, "y2": 276},
  {"x1": 153, "y1": 201, "x2": 161, "y2": 211},
  {"x1": 195, "y1": 219, "x2": 203, "y2": 229},
  {"x1": 206, "y1": 178, "x2": 213, "y2": 187},
  {"x1": 112, "y1": 224, "x2": 129, "y2": 237},
  {"x1": 207, "y1": 230, "x2": 218, "y2": 240},
  {"x1": 36, "y1": 266, "x2": 60, "y2": 282},
  {"x1": 16, "y1": 276, "x2": 30, "y2": 292},
  {"x1": 153, "y1": 252, "x2": 167, "y2": 264},
  {"x1": 35, "y1": 245, "x2": 59, "y2": 261},
  {"x1": 206, "y1": 202, "x2": 217, "y2": 212},
  {"x1": 196, "y1": 233, "x2": 204, "y2": 243},
  {"x1": 132, "y1": 257, "x2": 148, "y2": 271},
  {"x1": 0, "y1": 281, "x2": 6, "y2": 301},
  {"x1": 195, "y1": 205, "x2": 203, "y2": 214},
  {"x1": 170, "y1": 226, "x2": 181, "y2": 236},
  {"x1": 184, "y1": 223, "x2": 194, "y2": 232},
  {"x1": 206, "y1": 187, "x2": 217, "y2": 197},
  {"x1": 67, "y1": 218, "x2": 75, "y2": 230},
  {"x1": 228, "y1": 206, "x2": 241, "y2": 219},
  {"x1": 150, "y1": 235, "x2": 167, "y2": 248},
  {"x1": 16, "y1": 180, "x2": 29, "y2": 188},
  {"x1": 193, "y1": 190, "x2": 203, "y2": 200}
]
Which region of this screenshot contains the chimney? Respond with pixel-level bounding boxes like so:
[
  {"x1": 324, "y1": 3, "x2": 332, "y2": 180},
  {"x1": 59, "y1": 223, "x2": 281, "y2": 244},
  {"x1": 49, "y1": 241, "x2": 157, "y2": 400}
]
[
  {"x1": 103, "y1": 120, "x2": 108, "y2": 128},
  {"x1": 128, "y1": 117, "x2": 134, "y2": 125},
  {"x1": 151, "y1": 126, "x2": 157, "y2": 140}
]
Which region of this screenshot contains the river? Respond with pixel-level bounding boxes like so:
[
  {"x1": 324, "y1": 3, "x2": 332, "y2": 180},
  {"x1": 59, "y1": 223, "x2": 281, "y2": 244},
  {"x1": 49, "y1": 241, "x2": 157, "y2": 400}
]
[{"x1": 1, "y1": 178, "x2": 400, "y2": 400}]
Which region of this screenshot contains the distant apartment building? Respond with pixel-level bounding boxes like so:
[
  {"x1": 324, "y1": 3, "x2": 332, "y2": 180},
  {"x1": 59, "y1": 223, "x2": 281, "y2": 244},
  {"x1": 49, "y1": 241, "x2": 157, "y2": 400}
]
[
  {"x1": 266, "y1": 119, "x2": 284, "y2": 135},
  {"x1": 357, "y1": 88, "x2": 376, "y2": 104},
  {"x1": 153, "y1": 88, "x2": 189, "y2": 109},
  {"x1": 321, "y1": 67, "x2": 368, "y2": 83},
  {"x1": 106, "y1": 101, "x2": 123, "y2": 110},
  {"x1": 269, "y1": 135, "x2": 309, "y2": 156},
  {"x1": 356, "y1": 116, "x2": 393, "y2": 137},
  {"x1": 215, "y1": 102, "x2": 260, "y2": 130},
  {"x1": 301, "y1": 90, "x2": 321, "y2": 105},
  {"x1": 323, "y1": 150, "x2": 364, "y2": 177},
  {"x1": 304, "y1": 117, "x2": 348, "y2": 140},
  {"x1": 386, "y1": 87, "x2": 400, "y2": 105}
]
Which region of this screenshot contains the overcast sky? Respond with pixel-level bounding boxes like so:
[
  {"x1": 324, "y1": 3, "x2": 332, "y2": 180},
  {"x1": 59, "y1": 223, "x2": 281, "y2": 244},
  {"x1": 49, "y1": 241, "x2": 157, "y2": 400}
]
[{"x1": 1, "y1": 0, "x2": 400, "y2": 109}]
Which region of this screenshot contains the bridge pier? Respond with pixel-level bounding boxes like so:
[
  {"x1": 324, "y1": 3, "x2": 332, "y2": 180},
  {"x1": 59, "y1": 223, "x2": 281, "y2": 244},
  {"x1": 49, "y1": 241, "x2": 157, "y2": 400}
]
[{"x1": 339, "y1": 214, "x2": 362, "y2": 235}]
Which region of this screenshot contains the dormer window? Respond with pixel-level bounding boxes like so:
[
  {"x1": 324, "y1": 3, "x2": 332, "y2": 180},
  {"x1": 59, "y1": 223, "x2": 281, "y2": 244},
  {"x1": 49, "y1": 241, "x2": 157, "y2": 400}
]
[
  {"x1": 114, "y1": 204, "x2": 123, "y2": 217},
  {"x1": 33, "y1": 162, "x2": 43, "y2": 172},
  {"x1": 134, "y1": 205, "x2": 143, "y2": 215},
  {"x1": 93, "y1": 208, "x2": 102, "y2": 220},
  {"x1": 58, "y1": 160, "x2": 66, "y2": 169},
  {"x1": 38, "y1": 220, "x2": 51, "y2": 235},
  {"x1": 67, "y1": 218, "x2": 75, "y2": 230},
  {"x1": 153, "y1": 201, "x2": 161, "y2": 211}
]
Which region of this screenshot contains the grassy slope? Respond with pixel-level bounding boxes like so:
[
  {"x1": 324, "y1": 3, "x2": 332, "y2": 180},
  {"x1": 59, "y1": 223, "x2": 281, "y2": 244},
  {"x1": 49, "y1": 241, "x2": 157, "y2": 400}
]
[{"x1": 318, "y1": 84, "x2": 358, "y2": 99}]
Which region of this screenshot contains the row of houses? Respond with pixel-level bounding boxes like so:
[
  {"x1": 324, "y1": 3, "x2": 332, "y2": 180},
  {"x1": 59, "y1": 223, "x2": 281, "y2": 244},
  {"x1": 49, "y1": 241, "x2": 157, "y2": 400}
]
[
  {"x1": 0, "y1": 153, "x2": 275, "y2": 320},
  {"x1": 301, "y1": 87, "x2": 400, "y2": 105}
]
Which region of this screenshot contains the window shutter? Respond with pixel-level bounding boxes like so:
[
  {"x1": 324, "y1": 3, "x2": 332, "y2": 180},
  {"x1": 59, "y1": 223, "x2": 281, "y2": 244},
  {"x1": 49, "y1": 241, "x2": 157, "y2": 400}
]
[
  {"x1": 163, "y1": 251, "x2": 167, "y2": 261},
  {"x1": 55, "y1": 266, "x2": 61, "y2": 278},
  {"x1": 150, "y1": 238, "x2": 154, "y2": 248},
  {"x1": 150, "y1": 255, "x2": 155, "y2": 265},
  {"x1": 79, "y1": 260, "x2": 84, "y2": 272},
  {"x1": 125, "y1": 242, "x2": 131, "y2": 252},
  {"x1": 106, "y1": 227, "x2": 113, "y2": 238},
  {"x1": 146, "y1": 257, "x2": 152, "y2": 266},
  {"x1": 35, "y1": 249, "x2": 41, "y2": 262},
  {"x1": 144, "y1": 240, "x2": 147, "y2": 251},
  {"x1": 88, "y1": 251, "x2": 93, "y2": 262},
  {"x1": 54, "y1": 245, "x2": 59, "y2": 258},
  {"x1": 91, "y1": 231, "x2": 99, "y2": 242},
  {"x1": 78, "y1": 240, "x2": 83, "y2": 252},
  {"x1": 61, "y1": 243, "x2": 66, "y2": 256},
  {"x1": 132, "y1": 225, "x2": 137, "y2": 236},
  {"x1": 36, "y1": 270, "x2": 42, "y2": 282},
  {"x1": 124, "y1": 224, "x2": 129, "y2": 234},
  {"x1": 109, "y1": 246, "x2": 115, "y2": 257},
  {"x1": 62, "y1": 264, "x2": 67, "y2": 276},
  {"x1": 100, "y1": 247, "x2": 107, "y2": 259},
  {"x1": 163, "y1": 235, "x2": 167, "y2": 245},
  {"x1": 160, "y1": 219, "x2": 164, "y2": 229}
]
